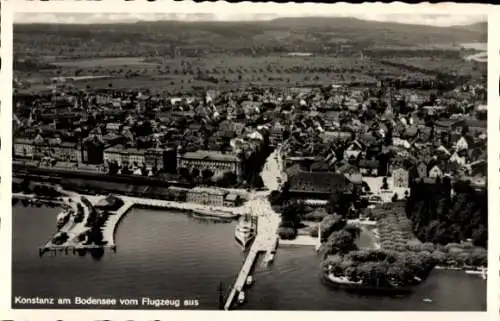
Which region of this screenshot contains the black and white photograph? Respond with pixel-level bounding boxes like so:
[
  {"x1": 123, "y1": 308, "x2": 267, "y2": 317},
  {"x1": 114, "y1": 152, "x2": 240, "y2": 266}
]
[{"x1": 10, "y1": 7, "x2": 488, "y2": 312}]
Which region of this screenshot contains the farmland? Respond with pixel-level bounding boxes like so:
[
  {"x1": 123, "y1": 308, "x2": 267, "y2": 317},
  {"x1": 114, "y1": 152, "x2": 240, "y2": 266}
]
[{"x1": 14, "y1": 55, "x2": 438, "y2": 93}]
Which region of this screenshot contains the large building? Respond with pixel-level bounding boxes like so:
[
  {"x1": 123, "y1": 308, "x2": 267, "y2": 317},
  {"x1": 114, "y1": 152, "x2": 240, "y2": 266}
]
[
  {"x1": 104, "y1": 145, "x2": 146, "y2": 167},
  {"x1": 186, "y1": 187, "x2": 241, "y2": 207},
  {"x1": 13, "y1": 136, "x2": 79, "y2": 162},
  {"x1": 287, "y1": 171, "x2": 354, "y2": 200},
  {"x1": 103, "y1": 145, "x2": 175, "y2": 171},
  {"x1": 13, "y1": 138, "x2": 35, "y2": 158},
  {"x1": 177, "y1": 150, "x2": 243, "y2": 179}
]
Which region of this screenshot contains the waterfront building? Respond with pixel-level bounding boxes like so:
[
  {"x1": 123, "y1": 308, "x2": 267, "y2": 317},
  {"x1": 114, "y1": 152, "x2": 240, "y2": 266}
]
[
  {"x1": 177, "y1": 150, "x2": 243, "y2": 179},
  {"x1": 186, "y1": 187, "x2": 228, "y2": 207}
]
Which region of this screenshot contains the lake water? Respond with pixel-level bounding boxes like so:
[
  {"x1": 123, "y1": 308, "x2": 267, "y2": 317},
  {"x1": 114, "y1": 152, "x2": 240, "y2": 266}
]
[{"x1": 12, "y1": 205, "x2": 486, "y2": 311}]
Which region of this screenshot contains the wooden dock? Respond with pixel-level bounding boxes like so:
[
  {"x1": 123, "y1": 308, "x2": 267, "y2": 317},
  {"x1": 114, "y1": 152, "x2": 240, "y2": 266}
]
[{"x1": 224, "y1": 212, "x2": 280, "y2": 310}]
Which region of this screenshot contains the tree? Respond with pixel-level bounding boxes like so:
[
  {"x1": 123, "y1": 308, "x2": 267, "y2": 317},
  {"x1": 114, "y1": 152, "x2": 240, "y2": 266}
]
[
  {"x1": 202, "y1": 169, "x2": 214, "y2": 182},
  {"x1": 179, "y1": 167, "x2": 190, "y2": 180},
  {"x1": 278, "y1": 226, "x2": 297, "y2": 240},
  {"x1": 251, "y1": 174, "x2": 264, "y2": 188},
  {"x1": 320, "y1": 214, "x2": 347, "y2": 241},
  {"x1": 281, "y1": 201, "x2": 306, "y2": 229},
  {"x1": 320, "y1": 229, "x2": 358, "y2": 258},
  {"x1": 191, "y1": 168, "x2": 200, "y2": 178},
  {"x1": 381, "y1": 177, "x2": 389, "y2": 190},
  {"x1": 268, "y1": 190, "x2": 283, "y2": 206},
  {"x1": 217, "y1": 171, "x2": 238, "y2": 188},
  {"x1": 121, "y1": 166, "x2": 132, "y2": 175},
  {"x1": 108, "y1": 161, "x2": 119, "y2": 175}
]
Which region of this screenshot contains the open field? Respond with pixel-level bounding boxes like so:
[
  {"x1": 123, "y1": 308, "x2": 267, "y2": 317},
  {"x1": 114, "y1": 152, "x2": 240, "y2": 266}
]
[
  {"x1": 52, "y1": 57, "x2": 159, "y2": 68},
  {"x1": 17, "y1": 53, "x2": 485, "y2": 93}
]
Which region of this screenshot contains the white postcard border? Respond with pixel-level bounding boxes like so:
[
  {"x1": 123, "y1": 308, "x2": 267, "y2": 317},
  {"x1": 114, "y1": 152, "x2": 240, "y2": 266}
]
[{"x1": 1, "y1": 1, "x2": 497, "y2": 320}]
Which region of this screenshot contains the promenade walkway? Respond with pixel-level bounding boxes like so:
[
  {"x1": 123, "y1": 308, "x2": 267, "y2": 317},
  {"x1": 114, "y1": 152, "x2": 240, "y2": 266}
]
[{"x1": 101, "y1": 200, "x2": 134, "y2": 248}]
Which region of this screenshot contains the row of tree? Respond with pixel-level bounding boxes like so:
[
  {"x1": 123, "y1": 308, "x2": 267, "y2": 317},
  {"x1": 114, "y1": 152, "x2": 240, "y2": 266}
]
[{"x1": 405, "y1": 179, "x2": 487, "y2": 248}]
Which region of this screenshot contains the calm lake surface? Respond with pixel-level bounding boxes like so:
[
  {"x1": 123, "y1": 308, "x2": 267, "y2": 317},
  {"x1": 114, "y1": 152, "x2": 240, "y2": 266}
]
[{"x1": 12, "y1": 205, "x2": 486, "y2": 311}]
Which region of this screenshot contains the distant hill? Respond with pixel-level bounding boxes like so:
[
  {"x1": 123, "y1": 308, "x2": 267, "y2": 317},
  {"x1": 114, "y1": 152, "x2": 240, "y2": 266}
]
[
  {"x1": 451, "y1": 21, "x2": 487, "y2": 34},
  {"x1": 14, "y1": 17, "x2": 487, "y2": 58}
]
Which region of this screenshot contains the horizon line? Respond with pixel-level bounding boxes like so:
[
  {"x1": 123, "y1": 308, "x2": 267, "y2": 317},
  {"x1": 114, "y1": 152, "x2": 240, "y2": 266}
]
[{"x1": 13, "y1": 13, "x2": 487, "y2": 28}]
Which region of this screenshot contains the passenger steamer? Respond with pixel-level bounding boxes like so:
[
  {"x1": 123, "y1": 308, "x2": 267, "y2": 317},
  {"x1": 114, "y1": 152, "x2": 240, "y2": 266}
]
[{"x1": 234, "y1": 215, "x2": 257, "y2": 249}]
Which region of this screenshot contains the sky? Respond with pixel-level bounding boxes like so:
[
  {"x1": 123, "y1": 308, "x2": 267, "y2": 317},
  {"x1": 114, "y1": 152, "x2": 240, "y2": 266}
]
[{"x1": 14, "y1": 12, "x2": 486, "y2": 27}]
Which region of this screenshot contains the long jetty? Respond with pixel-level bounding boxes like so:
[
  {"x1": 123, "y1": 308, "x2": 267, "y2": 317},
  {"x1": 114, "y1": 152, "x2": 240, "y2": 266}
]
[{"x1": 224, "y1": 203, "x2": 280, "y2": 310}]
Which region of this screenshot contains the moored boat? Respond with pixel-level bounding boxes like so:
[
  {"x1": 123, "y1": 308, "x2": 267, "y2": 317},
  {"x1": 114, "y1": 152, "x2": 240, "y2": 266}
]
[
  {"x1": 193, "y1": 207, "x2": 239, "y2": 219},
  {"x1": 235, "y1": 215, "x2": 257, "y2": 249},
  {"x1": 237, "y1": 291, "x2": 246, "y2": 304}
]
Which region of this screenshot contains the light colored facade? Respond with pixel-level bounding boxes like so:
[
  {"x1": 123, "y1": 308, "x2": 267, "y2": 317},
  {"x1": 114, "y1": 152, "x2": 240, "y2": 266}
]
[
  {"x1": 455, "y1": 137, "x2": 469, "y2": 151},
  {"x1": 104, "y1": 146, "x2": 146, "y2": 166},
  {"x1": 13, "y1": 138, "x2": 35, "y2": 158},
  {"x1": 106, "y1": 123, "x2": 121, "y2": 133},
  {"x1": 450, "y1": 152, "x2": 467, "y2": 166},
  {"x1": 145, "y1": 148, "x2": 165, "y2": 171},
  {"x1": 428, "y1": 165, "x2": 443, "y2": 178},
  {"x1": 51, "y1": 142, "x2": 79, "y2": 162},
  {"x1": 177, "y1": 150, "x2": 243, "y2": 179},
  {"x1": 392, "y1": 167, "x2": 409, "y2": 188},
  {"x1": 186, "y1": 187, "x2": 228, "y2": 206},
  {"x1": 343, "y1": 140, "x2": 363, "y2": 160},
  {"x1": 14, "y1": 137, "x2": 78, "y2": 161}
]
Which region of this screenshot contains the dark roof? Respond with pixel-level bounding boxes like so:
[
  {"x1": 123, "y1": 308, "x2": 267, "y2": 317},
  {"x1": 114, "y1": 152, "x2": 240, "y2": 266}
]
[
  {"x1": 470, "y1": 160, "x2": 487, "y2": 177},
  {"x1": 288, "y1": 172, "x2": 351, "y2": 194},
  {"x1": 310, "y1": 160, "x2": 330, "y2": 172},
  {"x1": 358, "y1": 159, "x2": 380, "y2": 169},
  {"x1": 436, "y1": 119, "x2": 455, "y2": 128},
  {"x1": 462, "y1": 118, "x2": 487, "y2": 129},
  {"x1": 402, "y1": 126, "x2": 418, "y2": 138}
]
